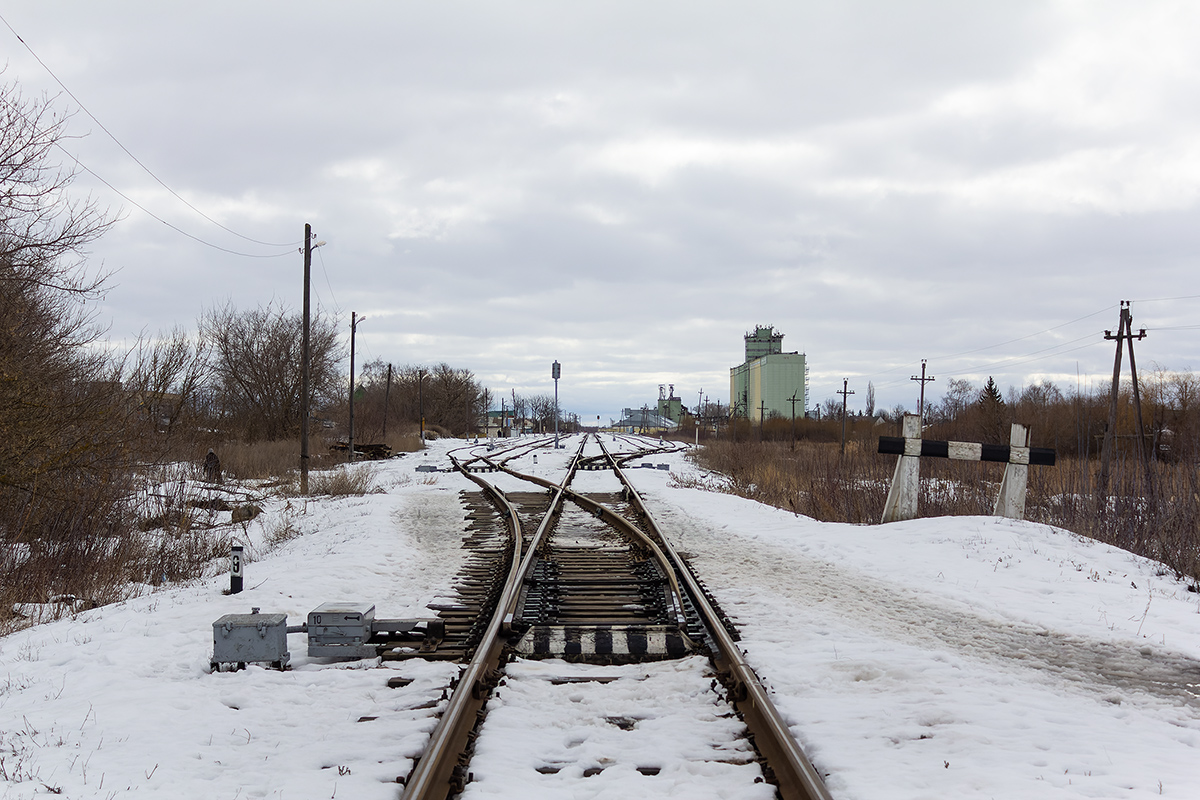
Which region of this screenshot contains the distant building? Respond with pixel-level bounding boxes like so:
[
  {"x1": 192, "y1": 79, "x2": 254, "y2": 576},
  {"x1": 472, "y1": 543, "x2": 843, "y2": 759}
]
[
  {"x1": 729, "y1": 325, "x2": 808, "y2": 422},
  {"x1": 616, "y1": 407, "x2": 677, "y2": 434},
  {"x1": 656, "y1": 384, "x2": 685, "y2": 423}
]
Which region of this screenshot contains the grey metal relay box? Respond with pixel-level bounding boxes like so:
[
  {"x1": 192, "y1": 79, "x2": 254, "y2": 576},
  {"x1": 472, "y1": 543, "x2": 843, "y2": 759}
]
[
  {"x1": 307, "y1": 602, "x2": 377, "y2": 658},
  {"x1": 212, "y1": 610, "x2": 290, "y2": 670}
]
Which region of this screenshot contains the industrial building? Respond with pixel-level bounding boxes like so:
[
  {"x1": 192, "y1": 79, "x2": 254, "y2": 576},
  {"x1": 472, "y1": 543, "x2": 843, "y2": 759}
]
[
  {"x1": 656, "y1": 384, "x2": 685, "y2": 423},
  {"x1": 729, "y1": 325, "x2": 808, "y2": 422}
]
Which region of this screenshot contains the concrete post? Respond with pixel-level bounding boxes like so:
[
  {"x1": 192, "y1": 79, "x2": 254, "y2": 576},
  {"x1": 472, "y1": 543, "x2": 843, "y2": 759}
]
[
  {"x1": 881, "y1": 414, "x2": 922, "y2": 523},
  {"x1": 994, "y1": 424, "x2": 1030, "y2": 520}
]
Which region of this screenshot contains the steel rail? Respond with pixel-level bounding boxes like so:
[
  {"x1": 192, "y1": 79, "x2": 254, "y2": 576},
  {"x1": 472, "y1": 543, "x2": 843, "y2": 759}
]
[
  {"x1": 400, "y1": 438, "x2": 585, "y2": 799},
  {"x1": 481, "y1": 447, "x2": 691, "y2": 631},
  {"x1": 399, "y1": 452, "x2": 523, "y2": 798},
  {"x1": 598, "y1": 436, "x2": 834, "y2": 800}
]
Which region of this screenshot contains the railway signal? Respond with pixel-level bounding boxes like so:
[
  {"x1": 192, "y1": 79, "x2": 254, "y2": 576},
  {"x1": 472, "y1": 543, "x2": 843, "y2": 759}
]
[{"x1": 552, "y1": 360, "x2": 561, "y2": 448}]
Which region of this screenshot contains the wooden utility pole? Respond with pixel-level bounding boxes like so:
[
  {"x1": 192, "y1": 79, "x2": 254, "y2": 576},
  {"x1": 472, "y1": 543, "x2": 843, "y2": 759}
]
[
  {"x1": 759, "y1": 400, "x2": 767, "y2": 442},
  {"x1": 837, "y1": 378, "x2": 855, "y2": 454},
  {"x1": 788, "y1": 392, "x2": 802, "y2": 451},
  {"x1": 300, "y1": 223, "x2": 312, "y2": 494},
  {"x1": 911, "y1": 359, "x2": 935, "y2": 421},
  {"x1": 1098, "y1": 300, "x2": 1151, "y2": 504},
  {"x1": 418, "y1": 368, "x2": 426, "y2": 441},
  {"x1": 382, "y1": 363, "x2": 393, "y2": 440},
  {"x1": 347, "y1": 312, "x2": 363, "y2": 463}
]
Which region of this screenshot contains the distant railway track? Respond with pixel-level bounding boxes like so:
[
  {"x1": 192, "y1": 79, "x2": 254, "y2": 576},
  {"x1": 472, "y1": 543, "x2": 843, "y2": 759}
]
[{"x1": 395, "y1": 433, "x2": 832, "y2": 800}]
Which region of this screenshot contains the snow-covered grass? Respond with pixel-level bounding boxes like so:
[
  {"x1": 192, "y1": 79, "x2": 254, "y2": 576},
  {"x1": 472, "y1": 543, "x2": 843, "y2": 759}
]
[{"x1": 0, "y1": 435, "x2": 1197, "y2": 798}]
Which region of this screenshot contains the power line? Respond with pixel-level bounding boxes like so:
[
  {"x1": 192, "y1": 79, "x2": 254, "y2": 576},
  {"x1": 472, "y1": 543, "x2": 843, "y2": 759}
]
[
  {"x1": 927, "y1": 304, "x2": 1115, "y2": 362},
  {"x1": 848, "y1": 306, "x2": 1117, "y2": 390},
  {"x1": 316, "y1": 247, "x2": 342, "y2": 315},
  {"x1": 1131, "y1": 293, "x2": 1200, "y2": 304},
  {"x1": 939, "y1": 331, "x2": 1105, "y2": 377},
  {"x1": 60, "y1": 144, "x2": 295, "y2": 259},
  {"x1": 0, "y1": 11, "x2": 299, "y2": 249}
]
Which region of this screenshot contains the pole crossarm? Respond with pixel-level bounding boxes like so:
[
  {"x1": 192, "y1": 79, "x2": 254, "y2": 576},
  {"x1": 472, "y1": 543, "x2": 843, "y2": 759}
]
[{"x1": 878, "y1": 436, "x2": 1056, "y2": 466}]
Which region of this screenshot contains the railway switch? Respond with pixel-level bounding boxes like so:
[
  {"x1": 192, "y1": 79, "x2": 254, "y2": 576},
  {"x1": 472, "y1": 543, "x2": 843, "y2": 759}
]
[
  {"x1": 211, "y1": 608, "x2": 290, "y2": 671},
  {"x1": 307, "y1": 602, "x2": 377, "y2": 658}
]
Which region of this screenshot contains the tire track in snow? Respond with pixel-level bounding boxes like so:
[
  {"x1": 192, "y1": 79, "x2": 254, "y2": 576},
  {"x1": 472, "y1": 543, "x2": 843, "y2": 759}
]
[{"x1": 645, "y1": 494, "x2": 1200, "y2": 710}]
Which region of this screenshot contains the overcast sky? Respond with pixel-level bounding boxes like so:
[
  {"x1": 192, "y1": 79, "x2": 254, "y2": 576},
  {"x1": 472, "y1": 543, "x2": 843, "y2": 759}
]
[{"x1": 5, "y1": 1, "x2": 1200, "y2": 423}]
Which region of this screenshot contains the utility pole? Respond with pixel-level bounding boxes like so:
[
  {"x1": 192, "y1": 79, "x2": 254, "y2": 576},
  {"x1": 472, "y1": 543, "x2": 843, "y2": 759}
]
[
  {"x1": 788, "y1": 392, "x2": 802, "y2": 451},
  {"x1": 382, "y1": 363, "x2": 392, "y2": 441},
  {"x1": 911, "y1": 359, "x2": 935, "y2": 421},
  {"x1": 1098, "y1": 300, "x2": 1151, "y2": 504},
  {"x1": 837, "y1": 378, "x2": 855, "y2": 455},
  {"x1": 696, "y1": 388, "x2": 703, "y2": 447},
  {"x1": 418, "y1": 368, "x2": 426, "y2": 442},
  {"x1": 347, "y1": 312, "x2": 364, "y2": 463},
  {"x1": 299, "y1": 224, "x2": 324, "y2": 495},
  {"x1": 759, "y1": 400, "x2": 767, "y2": 442}
]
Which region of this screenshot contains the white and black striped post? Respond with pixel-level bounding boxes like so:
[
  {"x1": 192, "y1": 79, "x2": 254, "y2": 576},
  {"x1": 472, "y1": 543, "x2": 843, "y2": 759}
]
[
  {"x1": 881, "y1": 414, "x2": 922, "y2": 523},
  {"x1": 878, "y1": 422, "x2": 1055, "y2": 523}
]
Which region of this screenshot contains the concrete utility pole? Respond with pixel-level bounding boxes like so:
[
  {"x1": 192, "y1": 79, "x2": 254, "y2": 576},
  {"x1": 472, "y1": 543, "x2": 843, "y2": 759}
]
[
  {"x1": 837, "y1": 378, "x2": 855, "y2": 455},
  {"x1": 1098, "y1": 300, "x2": 1151, "y2": 504},
  {"x1": 911, "y1": 359, "x2": 935, "y2": 421},
  {"x1": 299, "y1": 224, "x2": 324, "y2": 495},
  {"x1": 348, "y1": 312, "x2": 364, "y2": 463}
]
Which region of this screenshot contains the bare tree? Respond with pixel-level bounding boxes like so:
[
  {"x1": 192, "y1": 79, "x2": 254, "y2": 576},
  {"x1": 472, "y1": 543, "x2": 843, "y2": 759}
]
[
  {"x1": 200, "y1": 301, "x2": 342, "y2": 441},
  {"x1": 125, "y1": 326, "x2": 209, "y2": 447},
  {"x1": 0, "y1": 79, "x2": 158, "y2": 607}
]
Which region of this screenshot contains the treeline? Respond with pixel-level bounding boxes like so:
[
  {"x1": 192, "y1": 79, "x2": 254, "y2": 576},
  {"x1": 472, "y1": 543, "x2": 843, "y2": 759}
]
[
  {"x1": 350, "y1": 360, "x2": 580, "y2": 441},
  {"x1": 725, "y1": 372, "x2": 1198, "y2": 463},
  {"x1": 0, "y1": 79, "x2": 497, "y2": 620}
]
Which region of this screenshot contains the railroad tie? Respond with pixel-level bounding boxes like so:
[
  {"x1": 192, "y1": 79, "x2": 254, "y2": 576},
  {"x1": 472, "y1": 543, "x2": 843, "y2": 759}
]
[{"x1": 514, "y1": 624, "x2": 693, "y2": 662}]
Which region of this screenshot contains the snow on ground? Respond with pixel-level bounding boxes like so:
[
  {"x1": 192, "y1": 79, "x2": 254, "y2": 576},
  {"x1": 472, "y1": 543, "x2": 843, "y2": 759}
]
[
  {"x1": 462, "y1": 657, "x2": 774, "y2": 800},
  {"x1": 1, "y1": 434, "x2": 1198, "y2": 798},
  {"x1": 624, "y1": 444, "x2": 1200, "y2": 799}
]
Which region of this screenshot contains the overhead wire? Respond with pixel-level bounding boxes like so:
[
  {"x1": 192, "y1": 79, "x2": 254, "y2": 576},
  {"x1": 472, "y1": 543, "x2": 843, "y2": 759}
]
[
  {"x1": 316, "y1": 247, "x2": 343, "y2": 316},
  {"x1": 836, "y1": 304, "x2": 1120, "y2": 396},
  {"x1": 0, "y1": 11, "x2": 301, "y2": 252},
  {"x1": 61, "y1": 144, "x2": 295, "y2": 259}
]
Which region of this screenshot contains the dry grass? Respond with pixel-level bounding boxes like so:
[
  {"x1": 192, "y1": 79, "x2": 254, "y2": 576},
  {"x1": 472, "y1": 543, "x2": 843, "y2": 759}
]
[
  {"x1": 691, "y1": 440, "x2": 1200, "y2": 582},
  {"x1": 304, "y1": 465, "x2": 379, "y2": 496}
]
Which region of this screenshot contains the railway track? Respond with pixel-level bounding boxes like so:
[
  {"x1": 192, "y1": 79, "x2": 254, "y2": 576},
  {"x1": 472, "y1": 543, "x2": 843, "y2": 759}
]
[{"x1": 395, "y1": 433, "x2": 832, "y2": 799}]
